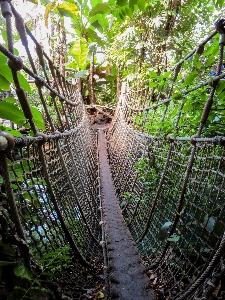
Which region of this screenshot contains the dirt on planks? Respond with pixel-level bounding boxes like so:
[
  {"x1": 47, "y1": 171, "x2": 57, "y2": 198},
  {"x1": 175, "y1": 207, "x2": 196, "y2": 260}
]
[{"x1": 87, "y1": 105, "x2": 114, "y2": 130}]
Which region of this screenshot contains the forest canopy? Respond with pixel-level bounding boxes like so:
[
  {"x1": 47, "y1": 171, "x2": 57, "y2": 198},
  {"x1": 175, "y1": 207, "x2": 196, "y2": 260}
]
[
  {"x1": 0, "y1": 0, "x2": 224, "y2": 127},
  {"x1": 8, "y1": 0, "x2": 225, "y2": 85}
]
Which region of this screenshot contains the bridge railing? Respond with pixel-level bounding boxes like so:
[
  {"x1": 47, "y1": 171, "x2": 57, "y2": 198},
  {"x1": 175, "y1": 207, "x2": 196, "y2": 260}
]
[
  {"x1": 0, "y1": 2, "x2": 101, "y2": 299},
  {"x1": 108, "y1": 25, "x2": 225, "y2": 300}
]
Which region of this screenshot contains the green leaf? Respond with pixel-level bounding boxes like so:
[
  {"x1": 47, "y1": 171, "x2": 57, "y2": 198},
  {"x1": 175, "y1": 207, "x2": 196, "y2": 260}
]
[
  {"x1": 30, "y1": 106, "x2": 46, "y2": 130},
  {"x1": 86, "y1": 29, "x2": 104, "y2": 47},
  {"x1": 57, "y1": 2, "x2": 79, "y2": 19},
  {"x1": 89, "y1": 14, "x2": 108, "y2": 31},
  {"x1": 203, "y1": 46, "x2": 214, "y2": 57},
  {"x1": 137, "y1": 0, "x2": 145, "y2": 10},
  {"x1": 40, "y1": 246, "x2": 69, "y2": 264},
  {"x1": 149, "y1": 71, "x2": 158, "y2": 78},
  {"x1": 89, "y1": 3, "x2": 110, "y2": 17},
  {"x1": 5, "y1": 97, "x2": 17, "y2": 103},
  {"x1": 205, "y1": 55, "x2": 215, "y2": 67},
  {"x1": 0, "y1": 52, "x2": 7, "y2": 66},
  {"x1": 0, "y1": 102, "x2": 26, "y2": 126},
  {"x1": 0, "y1": 125, "x2": 22, "y2": 136},
  {"x1": 98, "y1": 291, "x2": 105, "y2": 299},
  {"x1": 1, "y1": 29, "x2": 7, "y2": 43},
  {"x1": 74, "y1": 70, "x2": 89, "y2": 78},
  {"x1": 129, "y1": 0, "x2": 138, "y2": 7},
  {"x1": 118, "y1": 6, "x2": 131, "y2": 19},
  {"x1": 218, "y1": 89, "x2": 225, "y2": 101},
  {"x1": 193, "y1": 53, "x2": 200, "y2": 68},
  {"x1": 183, "y1": 70, "x2": 198, "y2": 86},
  {"x1": 203, "y1": 215, "x2": 215, "y2": 232},
  {"x1": 14, "y1": 49, "x2": 19, "y2": 56},
  {"x1": 14, "y1": 261, "x2": 33, "y2": 280},
  {"x1": 0, "y1": 65, "x2": 30, "y2": 92},
  {"x1": 34, "y1": 200, "x2": 41, "y2": 207},
  {"x1": 11, "y1": 184, "x2": 19, "y2": 191},
  {"x1": 70, "y1": 38, "x2": 89, "y2": 69},
  {"x1": 216, "y1": 80, "x2": 225, "y2": 94},
  {"x1": 172, "y1": 92, "x2": 182, "y2": 100},
  {"x1": 17, "y1": 73, "x2": 31, "y2": 93},
  {"x1": 149, "y1": 82, "x2": 158, "y2": 88},
  {"x1": 90, "y1": 0, "x2": 103, "y2": 6},
  {"x1": 0, "y1": 261, "x2": 17, "y2": 266},
  {"x1": 216, "y1": 0, "x2": 224, "y2": 8},
  {"x1": 23, "y1": 192, "x2": 32, "y2": 200},
  {"x1": 0, "y1": 74, "x2": 10, "y2": 90},
  {"x1": 105, "y1": 75, "x2": 116, "y2": 81},
  {"x1": 117, "y1": 0, "x2": 126, "y2": 6},
  {"x1": 167, "y1": 234, "x2": 180, "y2": 242},
  {"x1": 164, "y1": 71, "x2": 172, "y2": 77},
  {"x1": 0, "y1": 65, "x2": 13, "y2": 82},
  {"x1": 158, "y1": 221, "x2": 172, "y2": 241}
]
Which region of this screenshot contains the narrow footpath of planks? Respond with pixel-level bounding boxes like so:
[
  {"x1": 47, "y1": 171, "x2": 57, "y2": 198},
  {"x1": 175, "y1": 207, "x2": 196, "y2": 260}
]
[{"x1": 98, "y1": 130, "x2": 155, "y2": 300}]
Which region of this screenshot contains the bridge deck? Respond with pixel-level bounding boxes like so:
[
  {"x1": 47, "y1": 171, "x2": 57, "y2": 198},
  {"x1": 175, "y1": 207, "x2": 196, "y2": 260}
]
[{"x1": 98, "y1": 130, "x2": 154, "y2": 300}]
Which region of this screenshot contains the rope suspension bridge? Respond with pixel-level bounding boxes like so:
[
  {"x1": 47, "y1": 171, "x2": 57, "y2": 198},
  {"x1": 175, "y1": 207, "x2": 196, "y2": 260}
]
[{"x1": 0, "y1": 2, "x2": 225, "y2": 299}]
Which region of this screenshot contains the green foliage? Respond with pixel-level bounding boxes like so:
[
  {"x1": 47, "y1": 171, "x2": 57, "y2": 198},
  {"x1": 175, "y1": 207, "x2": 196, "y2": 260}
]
[
  {"x1": 74, "y1": 69, "x2": 89, "y2": 78},
  {"x1": 0, "y1": 46, "x2": 46, "y2": 134},
  {"x1": 14, "y1": 261, "x2": 33, "y2": 281},
  {"x1": 0, "y1": 261, "x2": 17, "y2": 266},
  {"x1": 0, "y1": 99, "x2": 46, "y2": 134},
  {"x1": 182, "y1": 70, "x2": 198, "y2": 86},
  {"x1": 0, "y1": 102, "x2": 27, "y2": 127},
  {"x1": 0, "y1": 240, "x2": 70, "y2": 299},
  {"x1": 167, "y1": 234, "x2": 180, "y2": 242},
  {"x1": 0, "y1": 63, "x2": 31, "y2": 93},
  {"x1": 95, "y1": 82, "x2": 117, "y2": 105},
  {"x1": 57, "y1": 2, "x2": 79, "y2": 19},
  {"x1": 30, "y1": 106, "x2": 46, "y2": 131},
  {"x1": 30, "y1": 0, "x2": 224, "y2": 106},
  {"x1": 89, "y1": 3, "x2": 110, "y2": 17},
  {"x1": 0, "y1": 74, "x2": 10, "y2": 90},
  {"x1": 70, "y1": 37, "x2": 89, "y2": 69},
  {"x1": 39, "y1": 246, "x2": 70, "y2": 274},
  {"x1": 215, "y1": 0, "x2": 224, "y2": 8}
]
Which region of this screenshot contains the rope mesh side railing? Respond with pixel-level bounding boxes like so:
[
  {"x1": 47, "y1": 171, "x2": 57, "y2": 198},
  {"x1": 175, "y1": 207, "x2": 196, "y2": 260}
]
[
  {"x1": 107, "y1": 25, "x2": 225, "y2": 299},
  {"x1": 0, "y1": 2, "x2": 103, "y2": 299}
]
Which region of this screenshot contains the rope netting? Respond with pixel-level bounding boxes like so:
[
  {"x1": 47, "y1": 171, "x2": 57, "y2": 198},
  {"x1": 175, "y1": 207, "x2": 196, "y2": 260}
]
[
  {"x1": 1, "y1": 1, "x2": 225, "y2": 299},
  {"x1": 0, "y1": 2, "x2": 103, "y2": 299},
  {"x1": 107, "y1": 27, "x2": 225, "y2": 299}
]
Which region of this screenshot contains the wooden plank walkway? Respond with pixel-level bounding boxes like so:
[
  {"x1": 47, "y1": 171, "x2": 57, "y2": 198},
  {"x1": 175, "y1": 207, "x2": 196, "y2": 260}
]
[{"x1": 98, "y1": 130, "x2": 154, "y2": 300}]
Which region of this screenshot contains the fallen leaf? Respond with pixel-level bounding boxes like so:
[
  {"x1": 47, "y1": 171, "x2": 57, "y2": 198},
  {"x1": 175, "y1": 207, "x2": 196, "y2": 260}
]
[{"x1": 97, "y1": 291, "x2": 105, "y2": 299}]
